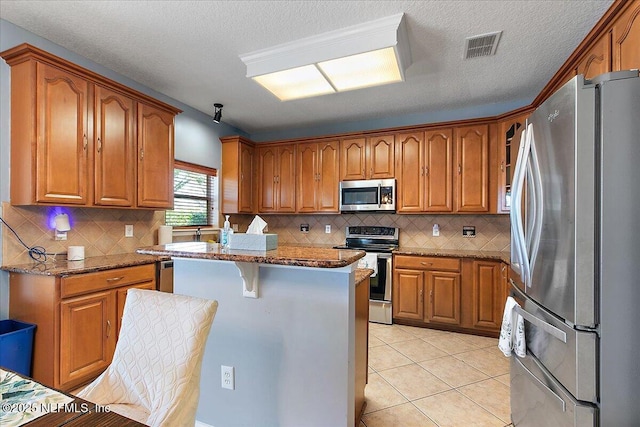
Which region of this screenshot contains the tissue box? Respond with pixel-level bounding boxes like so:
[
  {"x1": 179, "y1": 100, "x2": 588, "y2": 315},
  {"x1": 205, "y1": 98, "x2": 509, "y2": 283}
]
[{"x1": 228, "y1": 233, "x2": 278, "y2": 251}]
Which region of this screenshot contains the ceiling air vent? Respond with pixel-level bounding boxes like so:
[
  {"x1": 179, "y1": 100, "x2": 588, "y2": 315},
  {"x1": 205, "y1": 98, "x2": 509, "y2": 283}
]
[{"x1": 464, "y1": 31, "x2": 502, "y2": 59}]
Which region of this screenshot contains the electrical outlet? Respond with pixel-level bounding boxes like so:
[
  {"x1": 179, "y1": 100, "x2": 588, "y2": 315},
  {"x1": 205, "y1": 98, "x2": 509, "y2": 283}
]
[
  {"x1": 232, "y1": 223, "x2": 239, "y2": 232},
  {"x1": 462, "y1": 225, "x2": 476, "y2": 238},
  {"x1": 125, "y1": 224, "x2": 134, "y2": 237},
  {"x1": 221, "y1": 365, "x2": 235, "y2": 390},
  {"x1": 325, "y1": 224, "x2": 331, "y2": 234},
  {"x1": 300, "y1": 224, "x2": 309, "y2": 233},
  {"x1": 432, "y1": 223, "x2": 440, "y2": 237}
]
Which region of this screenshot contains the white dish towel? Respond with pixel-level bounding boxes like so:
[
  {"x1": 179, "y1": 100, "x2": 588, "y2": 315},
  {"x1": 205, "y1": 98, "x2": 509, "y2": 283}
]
[
  {"x1": 357, "y1": 253, "x2": 378, "y2": 277},
  {"x1": 498, "y1": 296, "x2": 526, "y2": 358}
]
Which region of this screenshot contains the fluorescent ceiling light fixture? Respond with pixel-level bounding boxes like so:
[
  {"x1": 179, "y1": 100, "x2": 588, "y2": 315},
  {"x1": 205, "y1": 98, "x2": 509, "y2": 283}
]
[{"x1": 240, "y1": 13, "x2": 411, "y2": 101}]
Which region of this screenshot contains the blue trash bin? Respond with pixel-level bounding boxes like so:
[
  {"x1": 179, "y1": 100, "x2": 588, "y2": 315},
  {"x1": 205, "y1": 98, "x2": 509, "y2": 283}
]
[{"x1": 0, "y1": 320, "x2": 36, "y2": 376}]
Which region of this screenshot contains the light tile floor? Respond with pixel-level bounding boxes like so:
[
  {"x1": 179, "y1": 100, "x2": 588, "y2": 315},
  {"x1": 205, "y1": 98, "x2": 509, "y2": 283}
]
[{"x1": 360, "y1": 323, "x2": 513, "y2": 427}]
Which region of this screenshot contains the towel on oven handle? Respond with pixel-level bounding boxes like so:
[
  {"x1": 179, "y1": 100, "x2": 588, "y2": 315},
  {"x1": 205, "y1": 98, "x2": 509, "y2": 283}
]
[{"x1": 357, "y1": 253, "x2": 378, "y2": 277}]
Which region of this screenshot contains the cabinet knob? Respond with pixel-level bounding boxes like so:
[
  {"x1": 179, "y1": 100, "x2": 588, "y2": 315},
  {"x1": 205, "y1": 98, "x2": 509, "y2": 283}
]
[
  {"x1": 97, "y1": 137, "x2": 102, "y2": 153},
  {"x1": 458, "y1": 164, "x2": 462, "y2": 175},
  {"x1": 421, "y1": 166, "x2": 424, "y2": 176},
  {"x1": 106, "y1": 276, "x2": 125, "y2": 283},
  {"x1": 83, "y1": 134, "x2": 88, "y2": 151},
  {"x1": 420, "y1": 262, "x2": 432, "y2": 266},
  {"x1": 140, "y1": 149, "x2": 144, "y2": 160},
  {"x1": 106, "y1": 320, "x2": 111, "y2": 338},
  {"x1": 430, "y1": 290, "x2": 433, "y2": 302},
  {"x1": 500, "y1": 161, "x2": 505, "y2": 172},
  {"x1": 425, "y1": 167, "x2": 429, "y2": 177}
]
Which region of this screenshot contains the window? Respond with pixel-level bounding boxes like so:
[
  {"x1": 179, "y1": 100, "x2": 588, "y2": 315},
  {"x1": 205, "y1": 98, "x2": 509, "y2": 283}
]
[{"x1": 165, "y1": 161, "x2": 218, "y2": 227}]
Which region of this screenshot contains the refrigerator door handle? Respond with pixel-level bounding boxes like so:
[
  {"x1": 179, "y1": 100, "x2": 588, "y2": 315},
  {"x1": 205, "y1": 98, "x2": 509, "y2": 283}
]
[
  {"x1": 511, "y1": 125, "x2": 533, "y2": 285},
  {"x1": 527, "y1": 127, "x2": 544, "y2": 275},
  {"x1": 514, "y1": 305, "x2": 567, "y2": 343},
  {"x1": 514, "y1": 356, "x2": 567, "y2": 413}
]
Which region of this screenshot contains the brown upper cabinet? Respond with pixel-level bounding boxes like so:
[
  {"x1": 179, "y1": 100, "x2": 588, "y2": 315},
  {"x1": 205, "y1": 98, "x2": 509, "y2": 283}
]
[
  {"x1": 396, "y1": 129, "x2": 454, "y2": 213},
  {"x1": 576, "y1": 32, "x2": 612, "y2": 79},
  {"x1": 1, "y1": 44, "x2": 180, "y2": 209},
  {"x1": 340, "y1": 135, "x2": 395, "y2": 180},
  {"x1": 221, "y1": 136, "x2": 255, "y2": 214},
  {"x1": 94, "y1": 85, "x2": 136, "y2": 207},
  {"x1": 612, "y1": 0, "x2": 640, "y2": 71},
  {"x1": 137, "y1": 103, "x2": 175, "y2": 209},
  {"x1": 258, "y1": 144, "x2": 296, "y2": 213},
  {"x1": 297, "y1": 140, "x2": 340, "y2": 213},
  {"x1": 455, "y1": 124, "x2": 490, "y2": 213}
]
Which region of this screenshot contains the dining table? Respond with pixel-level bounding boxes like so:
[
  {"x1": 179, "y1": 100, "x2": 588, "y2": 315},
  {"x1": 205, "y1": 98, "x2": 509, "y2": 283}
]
[{"x1": 0, "y1": 368, "x2": 146, "y2": 427}]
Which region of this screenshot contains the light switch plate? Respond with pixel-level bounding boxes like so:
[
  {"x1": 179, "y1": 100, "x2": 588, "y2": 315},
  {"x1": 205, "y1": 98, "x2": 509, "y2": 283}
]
[
  {"x1": 125, "y1": 224, "x2": 134, "y2": 237},
  {"x1": 325, "y1": 225, "x2": 331, "y2": 234}
]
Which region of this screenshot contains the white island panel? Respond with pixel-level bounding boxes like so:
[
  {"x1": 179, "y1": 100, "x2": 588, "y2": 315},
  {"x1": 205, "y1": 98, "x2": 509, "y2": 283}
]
[{"x1": 174, "y1": 257, "x2": 358, "y2": 427}]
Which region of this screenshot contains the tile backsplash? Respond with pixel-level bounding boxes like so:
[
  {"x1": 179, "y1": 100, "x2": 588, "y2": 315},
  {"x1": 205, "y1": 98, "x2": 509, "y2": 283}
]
[
  {"x1": 1, "y1": 201, "x2": 510, "y2": 266},
  {"x1": 1, "y1": 202, "x2": 164, "y2": 265},
  {"x1": 228, "y1": 213, "x2": 511, "y2": 252}
]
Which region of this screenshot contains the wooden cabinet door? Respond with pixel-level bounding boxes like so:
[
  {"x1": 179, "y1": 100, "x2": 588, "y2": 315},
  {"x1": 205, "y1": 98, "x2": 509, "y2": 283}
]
[
  {"x1": 238, "y1": 142, "x2": 254, "y2": 213},
  {"x1": 455, "y1": 124, "x2": 489, "y2": 212},
  {"x1": 393, "y1": 269, "x2": 424, "y2": 320},
  {"x1": 36, "y1": 63, "x2": 89, "y2": 205},
  {"x1": 94, "y1": 85, "x2": 135, "y2": 207},
  {"x1": 576, "y1": 32, "x2": 612, "y2": 79},
  {"x1": 424, "y1": 128, "x2": 453, "y2": 212},
  {"x1": 317, "y1": 140, "x2": 340, "y2": 212},
  {"x1": 396, "y1": 132, "x2": 424, "y2": 212},
  {"x1": 137, "y1": 103, "x2": 174, "y2": 208},
  {"x1": 340, "y1": 138, "x2": 366, "y2": 180},
  {"x1": 115, "y1": 281, "x2": 155, "y2": 339},
  {"x1": 425, "y1": 271, "x2": 461, "y2": 325},
  {"x1": 612, "y1": 2, "x2": 640, "y2": 72},
  {"x1": 497, "y1": 116, "x2": 527, "y2": 213},
  {"x1": 367, "y1": 135, "x2": 395, "y2": 179},
  {"x1": 296, "y1": 143, "x2": 318, "y2": 212},
  {"x1": 471, "y1": 260, "x2": 503, "y2": 331},
  {"x1": 258, "y1": 146, "x2": 278, "y2": 212},
  {"x1": 60, "y1": 291, "x2": 116, "y2": 388},
  {"x1": 277, "y1": 145, "x2": 296, "y2": 212}
]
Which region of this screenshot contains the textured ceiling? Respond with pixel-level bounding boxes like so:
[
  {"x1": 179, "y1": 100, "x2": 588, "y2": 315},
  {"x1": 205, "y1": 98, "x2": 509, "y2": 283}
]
[{"x1": 0, "y1": 1, "x2": 613, "y2": 136}]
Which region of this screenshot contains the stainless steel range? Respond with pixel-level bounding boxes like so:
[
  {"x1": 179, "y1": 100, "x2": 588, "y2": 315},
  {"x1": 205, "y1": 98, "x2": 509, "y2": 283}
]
[{"x1": 334, "y1": 226, "x2": 399, "y2": 324}]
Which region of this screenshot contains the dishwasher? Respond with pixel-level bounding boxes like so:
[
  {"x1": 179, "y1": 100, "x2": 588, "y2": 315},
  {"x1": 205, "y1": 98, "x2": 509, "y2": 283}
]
[{"x1": 157, "y1": 259, "x2": 174, "y2": 293}]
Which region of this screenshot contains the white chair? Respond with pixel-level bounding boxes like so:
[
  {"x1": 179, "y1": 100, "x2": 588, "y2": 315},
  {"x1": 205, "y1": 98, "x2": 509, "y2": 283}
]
[{"x1": 77, "y1": 289, "x2": 218, "y2": 426}]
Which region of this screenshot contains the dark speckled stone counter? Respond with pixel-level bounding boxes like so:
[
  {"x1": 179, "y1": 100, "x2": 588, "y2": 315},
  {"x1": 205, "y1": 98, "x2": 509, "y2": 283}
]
[
  {"x1": 0, "y1": 253, "x2": 162, "y2": 276},
  {"x1": 394, "y1": 247, "x2": 510, "y2": 264},
  {"x1": 137, "y1": 242, "x2": 365, "y2": 268},
  {"x1": 355, "y1": 268, "x2": 374, "y2": 285}
]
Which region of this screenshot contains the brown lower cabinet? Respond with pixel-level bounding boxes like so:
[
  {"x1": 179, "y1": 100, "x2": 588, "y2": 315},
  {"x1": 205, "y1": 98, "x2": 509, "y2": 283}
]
[
  {"x1": 9, "y1": 264, "x2": 156, "y2": 391},
  {"x1": 393, "y1": 254, "x2": 508, "y2": 337},
  {"x1": 354, "y1": 273, "x2": 369, "y2": 424}
]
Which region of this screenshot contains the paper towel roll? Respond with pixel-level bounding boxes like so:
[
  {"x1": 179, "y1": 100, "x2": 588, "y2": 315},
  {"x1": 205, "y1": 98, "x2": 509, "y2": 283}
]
[
  {"x1": 68, "y1": 246, "x2": 85, "y2": 261},
  {"x1": 158, "y1": 225, "x2": 173, "y2": 244}
]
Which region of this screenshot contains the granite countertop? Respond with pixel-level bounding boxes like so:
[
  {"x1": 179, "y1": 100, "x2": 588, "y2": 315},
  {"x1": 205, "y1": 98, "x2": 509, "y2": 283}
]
[
  {"x1": 394, "y1": 247, "x2": 510, "y2": 263},
  {"x1": 355, "y1": 268, "x2": 374, "y2": 285},
  {"x1": 137, "y1": 242, "x2": 365, "y2": 268},
  {"x1": 0, "y1": 253, "x2": 163, "y2": 276}
]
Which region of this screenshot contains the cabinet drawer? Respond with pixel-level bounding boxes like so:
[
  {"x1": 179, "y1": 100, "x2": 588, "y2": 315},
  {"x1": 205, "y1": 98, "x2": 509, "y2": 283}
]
[
  {"x1": 394, "y1": 255, "x2": 460, "y2": 271},
  {"x1": 61, "y1": 264, "x2": 155, "y2": 298}
]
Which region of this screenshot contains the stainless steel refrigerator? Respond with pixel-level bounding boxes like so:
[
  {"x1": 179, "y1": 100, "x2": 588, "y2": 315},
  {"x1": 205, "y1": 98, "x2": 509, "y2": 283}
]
[{"x1": 509, "y1": 70, "x2": 640, "y2": 426}]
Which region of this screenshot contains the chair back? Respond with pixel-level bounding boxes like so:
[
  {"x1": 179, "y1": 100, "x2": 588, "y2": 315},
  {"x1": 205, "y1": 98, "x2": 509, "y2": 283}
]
[{"x1": 79, "y1": 289, "x2": 218, "y2": 427}]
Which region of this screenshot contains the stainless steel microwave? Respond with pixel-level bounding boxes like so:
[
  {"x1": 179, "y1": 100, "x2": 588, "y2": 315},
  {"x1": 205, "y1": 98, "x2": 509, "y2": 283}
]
[{"x1": 339, "y1": 179, "x2": 396, "y2": 212}]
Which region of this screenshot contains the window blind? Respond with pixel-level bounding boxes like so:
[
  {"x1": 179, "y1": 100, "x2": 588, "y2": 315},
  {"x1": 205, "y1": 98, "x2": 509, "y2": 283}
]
[{"x1": 165, "y1": 164, "x2": 218, "y2": 227}]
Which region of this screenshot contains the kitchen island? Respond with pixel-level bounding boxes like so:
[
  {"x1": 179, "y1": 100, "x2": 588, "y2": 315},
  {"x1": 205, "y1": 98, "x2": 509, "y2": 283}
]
[{"x1": 137, "y1": 242, "x2": 367, "y2": 427}]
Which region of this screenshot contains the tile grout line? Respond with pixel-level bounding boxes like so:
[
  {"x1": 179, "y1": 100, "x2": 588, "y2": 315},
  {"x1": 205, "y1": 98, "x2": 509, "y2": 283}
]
[{"x1": 365, "y1": 325, "x2": 509, "y2": 426}]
